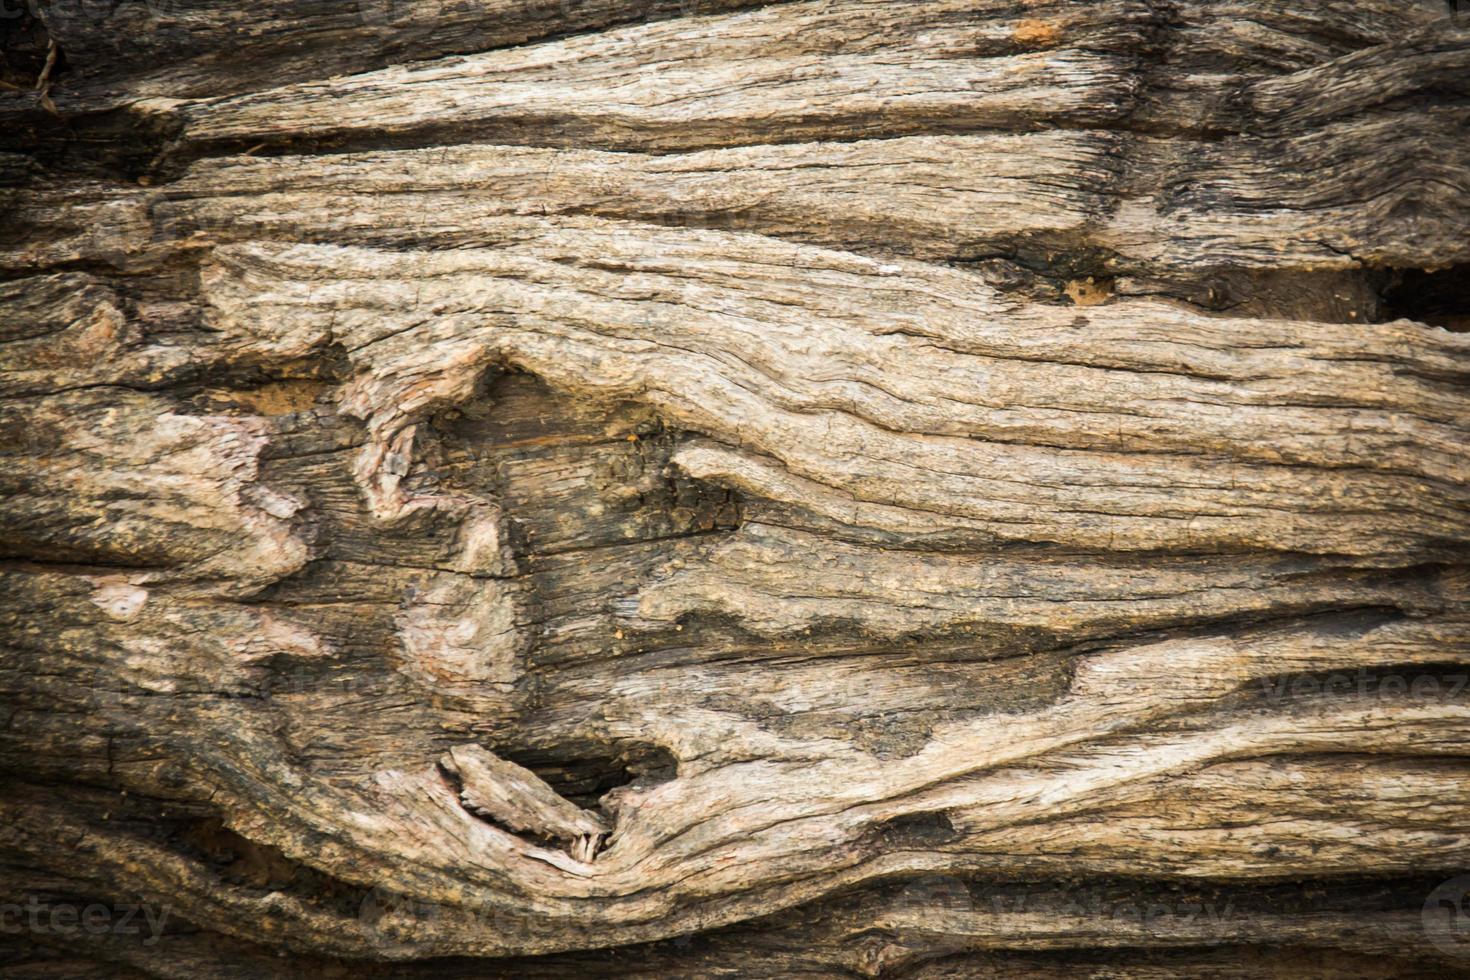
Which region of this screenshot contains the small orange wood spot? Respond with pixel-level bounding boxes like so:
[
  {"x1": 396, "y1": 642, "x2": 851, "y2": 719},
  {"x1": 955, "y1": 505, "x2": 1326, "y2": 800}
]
[
  {"x1": 1065, "y1": 277, "x2": 1113, "y2": 307},
  {"x1": 1013, "y1": 19, "x2": 1062, "y2": 47}
]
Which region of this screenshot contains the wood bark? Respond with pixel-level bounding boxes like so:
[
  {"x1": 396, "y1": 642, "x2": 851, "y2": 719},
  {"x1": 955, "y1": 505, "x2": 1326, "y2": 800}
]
[{"x1": 3, "y1": 1, "x2": 1470, "y2": 976}]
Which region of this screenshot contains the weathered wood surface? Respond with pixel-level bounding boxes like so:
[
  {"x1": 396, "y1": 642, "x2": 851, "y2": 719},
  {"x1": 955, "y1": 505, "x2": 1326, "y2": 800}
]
[{"x1": 2, "y1": 1, "x2": 1470, "y2": 977}]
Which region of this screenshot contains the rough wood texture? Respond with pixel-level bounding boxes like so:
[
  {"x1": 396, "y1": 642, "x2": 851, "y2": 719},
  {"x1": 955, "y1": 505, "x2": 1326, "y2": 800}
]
[{"x1": 3, "y1": 1, "x2": 1470, "y2": 977}]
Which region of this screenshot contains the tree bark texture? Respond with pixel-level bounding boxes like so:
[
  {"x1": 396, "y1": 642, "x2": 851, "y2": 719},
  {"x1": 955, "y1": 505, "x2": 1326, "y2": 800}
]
[{"x1": 3, "y1": 1, "x2": 1470, "y2": 976}]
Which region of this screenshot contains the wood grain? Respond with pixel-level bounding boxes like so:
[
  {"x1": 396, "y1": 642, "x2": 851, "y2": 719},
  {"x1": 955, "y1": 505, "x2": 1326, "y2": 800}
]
[{"x1": 2, "y1": 0, "x2": 1468, "y2": 976}]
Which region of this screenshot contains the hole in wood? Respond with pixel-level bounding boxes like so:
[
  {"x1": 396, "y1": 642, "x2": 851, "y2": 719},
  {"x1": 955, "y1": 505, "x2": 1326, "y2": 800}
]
[{"x1": 1380, "y1": 264, "x2": 1470, "y2": 331}]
